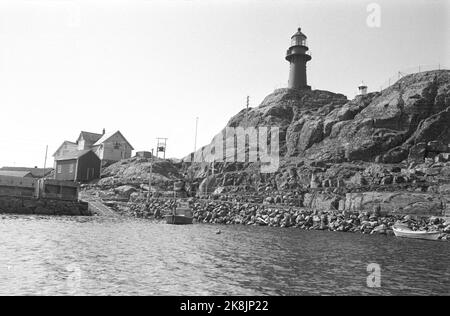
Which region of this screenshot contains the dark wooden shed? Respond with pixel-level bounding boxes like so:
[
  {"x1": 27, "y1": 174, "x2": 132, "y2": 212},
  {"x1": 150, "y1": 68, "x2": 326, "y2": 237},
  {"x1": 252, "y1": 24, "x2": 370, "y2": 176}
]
[{"x1": 54, "y1": 150, "x2": 101, "y2": 182}]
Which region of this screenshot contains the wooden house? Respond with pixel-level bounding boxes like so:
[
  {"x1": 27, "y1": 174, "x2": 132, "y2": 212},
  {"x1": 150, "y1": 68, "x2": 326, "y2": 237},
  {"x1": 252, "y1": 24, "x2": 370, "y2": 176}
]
[
  {"x1": 76, "y1": 131, "x2": 104, "y2": 151},
  {"x1": 53, "y1": 141, "x2": 78, "y2": 160},
  {"x1": 92, "y1": 131, "x2": 134, "y2": 164},
  {"x1": 0, "y1": 167, "x2": 53, "y2": 178},
  {"x1": 0, "y1": 170, "x2": 33, "y2": 178},
  {"x1": 54, "y1": 130, "x2": 134, "y2": 166},
  {"x1": 54, "y1": 150, "x2": 101, "y2": 182}
]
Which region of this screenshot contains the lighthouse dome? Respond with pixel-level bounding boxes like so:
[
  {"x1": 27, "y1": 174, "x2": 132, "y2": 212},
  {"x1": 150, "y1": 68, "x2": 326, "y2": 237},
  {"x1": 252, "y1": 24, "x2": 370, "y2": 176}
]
[
  {"x1": 291, "y1": 27, "x2": 307, "y2": 39},
  {"x1": 291, "y1": 27, "x2": 307, "y2": 46}
]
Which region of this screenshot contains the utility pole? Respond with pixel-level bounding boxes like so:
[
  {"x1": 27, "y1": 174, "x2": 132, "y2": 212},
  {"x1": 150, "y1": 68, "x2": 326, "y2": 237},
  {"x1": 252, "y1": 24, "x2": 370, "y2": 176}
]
[
  {"x1": 43, "y1": 145, "x2": 48, "y2": 179},
  {"x1": 147, "y1": 158, "x2": 153, "y2": 203},
  {"x1": 194, "y1": 117, "x2": 199, "y2": 153},
  {"x1": 245, "y1": 96, "x2": 250, "y2": 128}
]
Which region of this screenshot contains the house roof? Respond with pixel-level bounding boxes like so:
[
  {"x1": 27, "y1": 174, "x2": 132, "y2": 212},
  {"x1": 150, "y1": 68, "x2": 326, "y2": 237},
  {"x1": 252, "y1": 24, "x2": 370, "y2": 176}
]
[
  {"x1": 0, "y1": 167, "x2": 53, "y2": 178},
  {"x1": 0, "y1": 170, "x2": 33, "y2": 178},
  {"x1": 93, "y1": 130, "x2": 134, "y2": 150},
  {"x1": 52, "y1": 140, "x2": 77, "y2": 157},
  {"x1": 55, "y1": 150, "x2": 92, "y2": 161},
  {"x1": 77, "y1": 131, "x2": 103, "y2": 144}
]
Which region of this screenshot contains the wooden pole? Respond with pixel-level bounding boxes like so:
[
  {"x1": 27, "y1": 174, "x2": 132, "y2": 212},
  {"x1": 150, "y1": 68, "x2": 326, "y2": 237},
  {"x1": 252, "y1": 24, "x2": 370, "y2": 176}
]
[
  {"x1": 43, "y1": 145, "x2": 48, "y2": 179},
  {"x1": 147, "y1": 159, "x2": 153, "y2": 203},
  {"x1": 245, "y1": 96, "x2": 249, "y2": 127},
  {"x1": 194, "y1": 117, "x2": 199, "y2": 154}
]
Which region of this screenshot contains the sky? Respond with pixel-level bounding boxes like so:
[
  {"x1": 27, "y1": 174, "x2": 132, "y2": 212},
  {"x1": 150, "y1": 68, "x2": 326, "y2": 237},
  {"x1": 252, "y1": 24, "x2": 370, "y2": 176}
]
[{"x1": 0, "y1": 0, "x2": 448, "y2": 168}]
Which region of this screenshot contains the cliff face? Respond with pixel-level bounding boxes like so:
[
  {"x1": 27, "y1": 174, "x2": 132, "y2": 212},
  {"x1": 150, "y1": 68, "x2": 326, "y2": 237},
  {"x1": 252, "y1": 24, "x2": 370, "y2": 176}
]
[{"x1": 219, "y1": 70, "x2": 450, "y2": 164}]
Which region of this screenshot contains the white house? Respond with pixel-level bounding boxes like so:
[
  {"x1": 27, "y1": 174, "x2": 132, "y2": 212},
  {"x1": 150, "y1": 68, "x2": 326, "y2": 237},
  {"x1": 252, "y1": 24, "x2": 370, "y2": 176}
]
[
  {"x1": 92, "y1": 131, "x2": 134, "y2": 164},
  {"x1": 53, "y1": 141, "x2": 78, "y2": 159},
  {"x1": 54, "y1": 130, "x2": 134, "y2": 166}
]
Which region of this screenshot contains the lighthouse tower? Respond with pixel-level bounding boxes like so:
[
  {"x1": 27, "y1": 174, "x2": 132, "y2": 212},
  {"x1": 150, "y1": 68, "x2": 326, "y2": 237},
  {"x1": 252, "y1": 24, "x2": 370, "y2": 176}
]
[
  {"x1": 286, "y1": 27, "x2": 312, "y2": 90},
  {"x1": 358, "y1": 82, "x2": 368, "y2": 95}
]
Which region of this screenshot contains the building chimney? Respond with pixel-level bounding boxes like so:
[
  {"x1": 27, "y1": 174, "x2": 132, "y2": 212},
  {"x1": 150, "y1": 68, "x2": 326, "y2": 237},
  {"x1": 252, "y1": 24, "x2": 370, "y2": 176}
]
[{"x1": 102, "y1": 128, "x2": 106, "y2": 135}]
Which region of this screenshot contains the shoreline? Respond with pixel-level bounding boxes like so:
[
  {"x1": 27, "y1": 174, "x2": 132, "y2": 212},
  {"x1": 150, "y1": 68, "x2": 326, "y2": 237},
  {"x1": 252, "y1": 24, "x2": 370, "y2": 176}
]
[
  {"x1": 0, "y1": 197, "x2": 448, "y2": 241},
  {"x1": 106, "y1": 198, "x2": 450, "y2": 241}
]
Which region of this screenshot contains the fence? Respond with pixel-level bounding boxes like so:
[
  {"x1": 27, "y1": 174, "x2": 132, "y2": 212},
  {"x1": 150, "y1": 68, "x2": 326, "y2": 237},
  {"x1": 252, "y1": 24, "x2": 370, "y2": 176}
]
[
  {"x1": 0, "y1": 175, "x2": 36, "y2": 197},
  {"x1": 0, "y1": 176, "x2": 79, "y2": 201},
  {"x1": 377, "y1": 64, "x2": 449, "y2": 92},
  {"x1": 273, "y1": 63, "x2": 449, "y2": 99}
]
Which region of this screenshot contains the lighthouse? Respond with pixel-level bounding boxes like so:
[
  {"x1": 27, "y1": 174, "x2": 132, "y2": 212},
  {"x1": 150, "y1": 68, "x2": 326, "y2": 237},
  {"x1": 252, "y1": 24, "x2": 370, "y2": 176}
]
[
  {"x1": 286, "y1": 27, "x2": 312, "y2": 90},
  {"x1": 358, "y1": 82, "x2": 368, "y2": 95}
]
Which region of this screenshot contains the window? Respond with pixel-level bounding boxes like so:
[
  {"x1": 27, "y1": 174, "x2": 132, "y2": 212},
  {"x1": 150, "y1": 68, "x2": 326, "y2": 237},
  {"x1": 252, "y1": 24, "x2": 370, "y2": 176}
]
[
  {"x1": 292, "y1": 37, "x2": 306, "y2": 47},
  {"x1": 69, "y1": 164, "x2": 74, "y2": 173},
  {"x1": 57, "y1": 165, "x2": 62, "y2": 174}
]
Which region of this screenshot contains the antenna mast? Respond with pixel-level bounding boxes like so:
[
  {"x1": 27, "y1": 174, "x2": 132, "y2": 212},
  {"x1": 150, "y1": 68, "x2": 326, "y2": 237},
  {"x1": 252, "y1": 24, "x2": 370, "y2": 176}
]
[
  {"x1": 156, "y1": 138, "x2": 168, "y2": 159},
  {"x1": 194, "y1": 117, "x2": 199, "y2": 153},
  {"x1": 245, "y1": 96, "x2": 250, "y2": 127}
]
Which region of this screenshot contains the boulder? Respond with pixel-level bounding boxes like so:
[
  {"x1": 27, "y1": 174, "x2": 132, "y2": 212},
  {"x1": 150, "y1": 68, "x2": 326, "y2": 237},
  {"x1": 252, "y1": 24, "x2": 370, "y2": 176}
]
[
  {"x1": 372, "y1": 224, "x2": 387, "y2": 234},
  {"x1": 381, "y1": 175, "x2": 393, "y2": 185},
  {"x1": 383, "y1": 146, "x2": 408, "y2": 163},
  {"x1": 350, "y1": 173, "x2": 367, "y2": 186},
  {"x1": 427, "y1": 141, "x2": 449, "y2": 153},
  {"x1": 198, "y1": 175, "x2": 217, "y2": 195},
  {"x1": 114, "y1": 185, "x2": 137, "y2": 198},
  {"x1": 304, "y1": 193, "x2": 340, "y2": 211},
  {"x1": 409, "y1": 143, "x2": 428, "y2": 162}
]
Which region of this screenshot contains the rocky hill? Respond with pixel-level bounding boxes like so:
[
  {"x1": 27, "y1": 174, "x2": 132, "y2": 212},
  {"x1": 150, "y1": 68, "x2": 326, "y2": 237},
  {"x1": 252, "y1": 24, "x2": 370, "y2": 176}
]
[
  {"x1": 101, "y1": 157, "x2": 182, "y2": 183},
  {"x1": 84, "y1": 70, "x2": 450, "y2": 226},
  {"x1": 208, "y1": 70, "x2": 450, "y2": 164},
  {"x1": 175, "y1": 70, "x2": 450, "y2": 217},
  {"x1": 183, "y1": 70, "x2": 449, "y2": 178},
  {"x1": 81, "y1": 157, "x2": 183, "y2": 199}
]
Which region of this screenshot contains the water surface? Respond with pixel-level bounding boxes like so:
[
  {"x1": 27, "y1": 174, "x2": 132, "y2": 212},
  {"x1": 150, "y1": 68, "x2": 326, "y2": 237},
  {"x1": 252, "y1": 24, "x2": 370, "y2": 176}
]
[{"x1": 0, "y1": 215, "x2": 448, "y2": 295}]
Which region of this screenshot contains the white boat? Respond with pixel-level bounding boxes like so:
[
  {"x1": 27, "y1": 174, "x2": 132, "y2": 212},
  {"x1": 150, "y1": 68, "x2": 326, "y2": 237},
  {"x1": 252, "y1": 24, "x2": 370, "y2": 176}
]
[{"x1": 392, "y1": 225, "x2": 441, "y2": 241}]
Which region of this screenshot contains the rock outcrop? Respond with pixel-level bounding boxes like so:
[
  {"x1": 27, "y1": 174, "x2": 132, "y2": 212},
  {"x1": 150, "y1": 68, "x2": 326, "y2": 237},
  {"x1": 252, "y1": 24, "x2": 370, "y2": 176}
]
[
  {"x1": 190, "y1": 70, "x2": 450, "y2": 165},
  {"x1": 97, "y1": 156, "x2": 182, "y2": 189}
]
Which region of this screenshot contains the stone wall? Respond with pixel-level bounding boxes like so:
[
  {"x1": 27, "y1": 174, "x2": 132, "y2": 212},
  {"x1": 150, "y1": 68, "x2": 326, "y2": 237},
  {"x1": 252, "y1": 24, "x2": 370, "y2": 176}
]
[
  {"x1": 0, "y1": 196, "x2": 91, "y2": 216},
  {"x1": 103, "y1": 197, "x2": 450, "y2": 240},
  {"x1": 344, "y1": 192, "x2": 444, "y2": 216}
]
